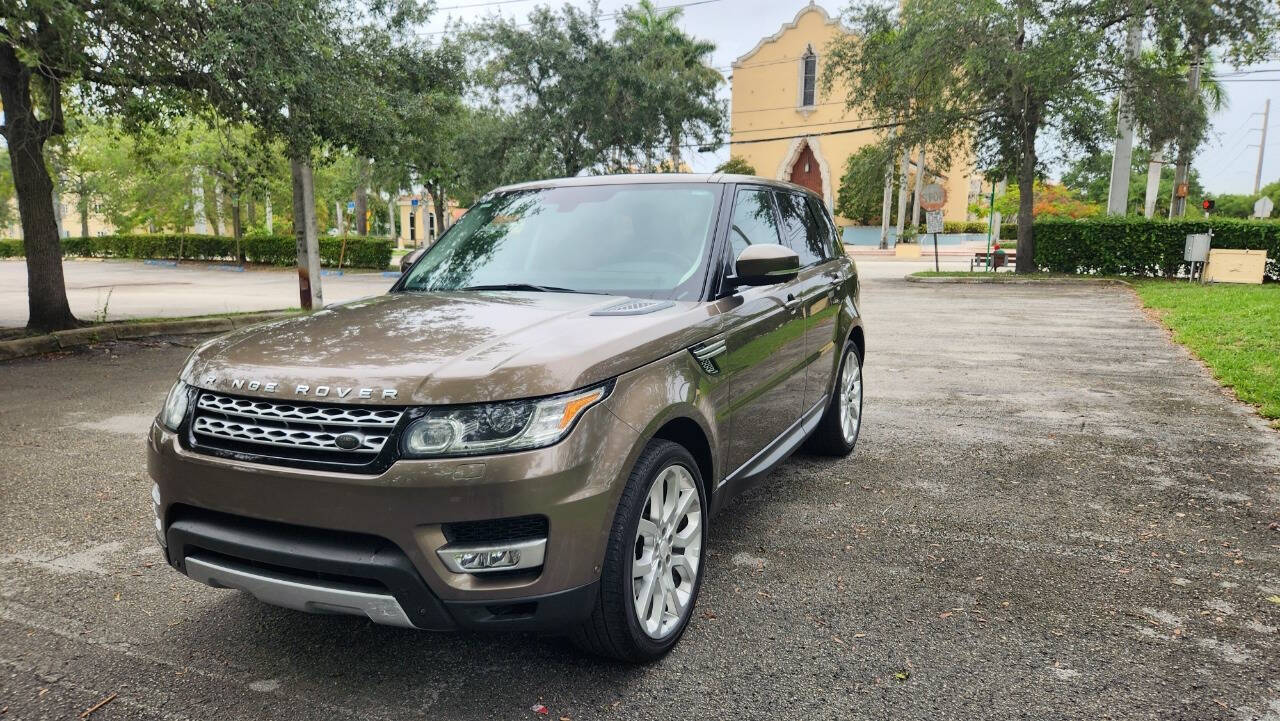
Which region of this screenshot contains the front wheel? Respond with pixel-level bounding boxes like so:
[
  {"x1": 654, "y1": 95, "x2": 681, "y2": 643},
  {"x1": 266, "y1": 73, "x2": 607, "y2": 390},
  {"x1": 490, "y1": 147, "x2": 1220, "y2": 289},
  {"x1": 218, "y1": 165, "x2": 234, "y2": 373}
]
[
  {"x1": 804, "y1": 341, "x2": 863, "y2": 456},
  {"x1": 572, "y1": 440, "x2": 706, "y2": 662}
]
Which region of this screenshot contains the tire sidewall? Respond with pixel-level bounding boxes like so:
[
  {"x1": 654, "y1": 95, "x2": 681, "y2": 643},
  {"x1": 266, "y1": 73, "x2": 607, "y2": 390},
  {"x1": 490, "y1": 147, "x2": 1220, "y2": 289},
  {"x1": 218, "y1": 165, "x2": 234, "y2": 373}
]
[{"x1": 616, "y1": 443, "x2": 708, "y2": 658}]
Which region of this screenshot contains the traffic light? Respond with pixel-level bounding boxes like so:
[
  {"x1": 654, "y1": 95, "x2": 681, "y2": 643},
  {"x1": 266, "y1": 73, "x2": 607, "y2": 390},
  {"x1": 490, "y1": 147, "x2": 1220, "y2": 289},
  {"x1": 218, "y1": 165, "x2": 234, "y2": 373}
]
[{"x1": 1202, "y1": 198, "x2": 1215, "y2": 211}]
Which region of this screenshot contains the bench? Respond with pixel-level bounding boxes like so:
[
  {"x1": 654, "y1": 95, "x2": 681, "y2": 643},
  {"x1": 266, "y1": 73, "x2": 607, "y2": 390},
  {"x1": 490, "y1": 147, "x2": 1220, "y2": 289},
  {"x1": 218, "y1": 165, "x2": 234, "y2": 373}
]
[{"x1": 970, "y1": 250, "x2": 1016, "y2": 272}]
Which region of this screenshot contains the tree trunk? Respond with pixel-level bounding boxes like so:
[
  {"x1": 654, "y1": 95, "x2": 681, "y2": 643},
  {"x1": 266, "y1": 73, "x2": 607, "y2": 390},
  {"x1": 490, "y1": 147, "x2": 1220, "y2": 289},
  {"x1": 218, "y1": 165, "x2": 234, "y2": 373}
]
[
  {"x1": 428, "y1": 181, "x2": 446, "y2": 243},
  {"x1": 231, "y1": 194, "x2": 243, "y2": 241},
  {"x1": 0, "y1": 51, "x2": 80, "y2": 331},
  {"x1": 669, "y1": 129, "x2": 682, "y2": 172},
  {"x1": 78, "y1": 194, "x2": 90, "y2": 239},
  {"x1": 355, "y1": 157, "x2": 370, "y2": 235},
  {"x1": 1015, "y1": 120, "x2": 1037, "y2": 274},
  {"x1": 386, "y1": 191, "x2": 399, "y2": 246},
  {"x1": 290, "y1": 153, "x2": 323, "y2": 310},
  {"x1": 206, "y1": 179, "x2": 221, "y2": 236},
  {"x1": 246, "y1": 197, "x2": 256, "y2": 229}
]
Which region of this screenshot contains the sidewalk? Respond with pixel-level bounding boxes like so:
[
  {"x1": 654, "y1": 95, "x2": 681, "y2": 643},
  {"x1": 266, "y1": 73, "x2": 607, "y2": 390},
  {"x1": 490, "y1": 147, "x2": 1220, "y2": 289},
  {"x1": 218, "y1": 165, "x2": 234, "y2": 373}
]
[{"x1": 0, "y1": 259, "x2": 396, "y2": 328}]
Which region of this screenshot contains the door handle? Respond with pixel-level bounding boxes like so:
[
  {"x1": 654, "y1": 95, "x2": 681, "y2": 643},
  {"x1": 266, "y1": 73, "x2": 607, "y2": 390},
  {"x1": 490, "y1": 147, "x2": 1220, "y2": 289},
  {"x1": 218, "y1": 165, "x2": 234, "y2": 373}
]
[{"x1": 784, "y1": 293, "x2": 802, "y2": 311}]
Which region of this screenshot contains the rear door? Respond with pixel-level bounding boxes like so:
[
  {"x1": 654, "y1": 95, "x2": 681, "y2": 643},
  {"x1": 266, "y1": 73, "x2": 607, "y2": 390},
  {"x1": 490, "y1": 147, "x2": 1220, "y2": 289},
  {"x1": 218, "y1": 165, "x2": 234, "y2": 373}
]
[
  {"x1": 718, "y1": 186, "x2": 808, "y2": 475},
  {"x1": 774, "y1": 190, "x2": 846, "y2": 407}
]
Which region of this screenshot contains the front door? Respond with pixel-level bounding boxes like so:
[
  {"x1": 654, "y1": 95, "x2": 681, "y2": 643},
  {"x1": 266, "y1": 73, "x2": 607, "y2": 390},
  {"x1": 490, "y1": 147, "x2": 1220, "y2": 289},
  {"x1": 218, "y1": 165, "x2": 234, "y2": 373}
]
[
  {"x1": 719, "y1": 187, "x2": 808, "y2": 476},
  {"x1": 788, "y1": 143, "x2": 823, "y2": 198},
  {"x1": 775, "y1": 190, "x2": 846, "y2": 406}
]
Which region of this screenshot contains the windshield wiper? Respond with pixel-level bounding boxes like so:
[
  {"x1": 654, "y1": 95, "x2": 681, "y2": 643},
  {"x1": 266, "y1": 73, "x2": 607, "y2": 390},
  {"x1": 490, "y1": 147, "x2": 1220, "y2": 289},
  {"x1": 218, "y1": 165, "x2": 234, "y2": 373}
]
[{"x1": 457, "y1": 283, "x2": 596, "y2": 294}]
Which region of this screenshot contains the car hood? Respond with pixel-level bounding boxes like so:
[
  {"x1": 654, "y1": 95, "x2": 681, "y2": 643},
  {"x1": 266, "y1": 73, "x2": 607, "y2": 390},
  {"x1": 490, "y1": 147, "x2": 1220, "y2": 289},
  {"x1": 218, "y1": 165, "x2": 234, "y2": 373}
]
[{"x1": 183, "y1": 291, "x2": 719, "y2": 405}]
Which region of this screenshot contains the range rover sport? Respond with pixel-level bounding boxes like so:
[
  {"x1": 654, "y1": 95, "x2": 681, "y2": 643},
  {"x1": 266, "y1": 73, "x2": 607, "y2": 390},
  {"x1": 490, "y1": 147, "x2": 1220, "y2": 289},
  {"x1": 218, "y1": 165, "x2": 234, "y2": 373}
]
[{"x1": 147, "y1": 173, "x2": 865, "y2": 662}]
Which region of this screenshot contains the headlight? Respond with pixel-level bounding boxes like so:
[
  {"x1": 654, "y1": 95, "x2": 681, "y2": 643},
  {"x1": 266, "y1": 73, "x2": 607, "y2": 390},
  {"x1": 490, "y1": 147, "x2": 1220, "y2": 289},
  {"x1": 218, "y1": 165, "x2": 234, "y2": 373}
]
[
  {"x1": 401, "y1": 383, "x2": 611, "y2": 458},
  {"x1": 158, "y1": 381, "x2": 191, "y2": 431}
]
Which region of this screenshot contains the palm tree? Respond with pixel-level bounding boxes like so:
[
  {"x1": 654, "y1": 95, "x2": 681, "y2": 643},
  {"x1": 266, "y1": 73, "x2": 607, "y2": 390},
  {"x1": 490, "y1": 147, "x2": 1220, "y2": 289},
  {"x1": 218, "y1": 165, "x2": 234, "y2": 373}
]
[{"x1": 615, "y1": 0, "x2": 724, "y2": 171}]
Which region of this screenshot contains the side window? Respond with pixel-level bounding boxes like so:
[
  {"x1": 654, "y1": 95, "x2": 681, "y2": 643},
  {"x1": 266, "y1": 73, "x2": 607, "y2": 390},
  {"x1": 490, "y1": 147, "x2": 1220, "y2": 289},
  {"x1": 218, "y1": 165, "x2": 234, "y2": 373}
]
[
  {"x1": 805, "y1": 195, "x2": 841, "y2": 259},
  {"x1": 774, "y1": 191, "x2": 823, "y2": 266},
  {"x1": 728, "y1": 188, "x2": 781, "y2": 260}
]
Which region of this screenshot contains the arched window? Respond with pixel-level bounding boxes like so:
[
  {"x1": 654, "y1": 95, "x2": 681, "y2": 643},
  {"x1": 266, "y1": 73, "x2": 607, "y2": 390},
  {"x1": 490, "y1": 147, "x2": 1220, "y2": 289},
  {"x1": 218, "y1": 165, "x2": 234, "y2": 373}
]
[{"x1": 800, "y1": 46, "x2": 817, "y2": 108}]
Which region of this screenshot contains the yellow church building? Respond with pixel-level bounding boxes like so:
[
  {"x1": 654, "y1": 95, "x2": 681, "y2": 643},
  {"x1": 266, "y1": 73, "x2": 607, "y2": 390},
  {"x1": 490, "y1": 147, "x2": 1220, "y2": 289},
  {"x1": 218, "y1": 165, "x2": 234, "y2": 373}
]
[{"x1": 729, "y1": 2, "x2": 982, "y2": 226}]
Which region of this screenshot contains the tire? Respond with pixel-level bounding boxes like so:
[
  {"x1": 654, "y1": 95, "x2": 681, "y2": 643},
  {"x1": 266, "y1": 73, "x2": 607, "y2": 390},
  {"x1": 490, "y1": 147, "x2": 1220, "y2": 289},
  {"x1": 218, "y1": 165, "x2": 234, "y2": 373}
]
[
  {"x1": 803, "y1": 340, "x2": 864, "y2": 456},
  {"x1": 572, "y1": 439, "x2": 707, "y2": 662}
]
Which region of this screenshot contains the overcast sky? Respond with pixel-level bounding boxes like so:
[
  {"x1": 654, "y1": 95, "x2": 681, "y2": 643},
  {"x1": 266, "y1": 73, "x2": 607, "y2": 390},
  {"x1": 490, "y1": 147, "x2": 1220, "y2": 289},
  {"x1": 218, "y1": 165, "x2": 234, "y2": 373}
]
[{"x1": 431, "y1": 0, "x2": 1277, "y2": 194}]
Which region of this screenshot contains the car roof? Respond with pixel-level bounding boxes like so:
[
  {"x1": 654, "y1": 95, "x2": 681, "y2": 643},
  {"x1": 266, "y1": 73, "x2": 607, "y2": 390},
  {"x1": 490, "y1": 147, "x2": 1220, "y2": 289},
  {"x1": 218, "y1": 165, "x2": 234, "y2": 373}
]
[{"x1": 491, "y1": 173, "x2": 818, "y2": 198}]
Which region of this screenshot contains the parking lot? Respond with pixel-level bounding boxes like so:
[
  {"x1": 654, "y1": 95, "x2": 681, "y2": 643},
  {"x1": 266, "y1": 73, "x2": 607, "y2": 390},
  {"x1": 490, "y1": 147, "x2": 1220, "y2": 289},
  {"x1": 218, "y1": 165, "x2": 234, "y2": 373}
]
[{"x1": 1, "y1": 274, "x2": 1278, "y2": 720}]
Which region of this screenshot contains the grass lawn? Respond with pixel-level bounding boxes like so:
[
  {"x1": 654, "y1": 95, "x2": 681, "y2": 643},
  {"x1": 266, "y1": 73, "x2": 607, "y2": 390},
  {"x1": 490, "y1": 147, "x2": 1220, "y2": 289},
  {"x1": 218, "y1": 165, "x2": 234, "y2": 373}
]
[{"x1": 1132, "y1": 280, "x2": 1280, "y2": 425}]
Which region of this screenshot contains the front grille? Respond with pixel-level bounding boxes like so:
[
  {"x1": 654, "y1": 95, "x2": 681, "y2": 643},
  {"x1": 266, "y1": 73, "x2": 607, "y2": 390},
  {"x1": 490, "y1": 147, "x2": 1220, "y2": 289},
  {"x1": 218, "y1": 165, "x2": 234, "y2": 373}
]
[
  {"x1": 189, "y1": 391, "x2": 405, "y2": 469},
  {"x1": 443, "y1": 515, "x2": 548, "y2": 545}
]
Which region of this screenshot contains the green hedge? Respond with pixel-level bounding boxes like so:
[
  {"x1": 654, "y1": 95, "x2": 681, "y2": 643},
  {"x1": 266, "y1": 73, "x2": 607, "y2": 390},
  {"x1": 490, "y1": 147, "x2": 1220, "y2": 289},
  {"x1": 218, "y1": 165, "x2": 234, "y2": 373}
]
[
  {"x1": 1034, "y1": 217, "x2": 1279, "y2": 279},
  {"x1": 913, "y1": 221, "x2": 1017, "y2": 239},
  {"x1": 0, "y1": 234, "x2": 393, "y2": 269}
]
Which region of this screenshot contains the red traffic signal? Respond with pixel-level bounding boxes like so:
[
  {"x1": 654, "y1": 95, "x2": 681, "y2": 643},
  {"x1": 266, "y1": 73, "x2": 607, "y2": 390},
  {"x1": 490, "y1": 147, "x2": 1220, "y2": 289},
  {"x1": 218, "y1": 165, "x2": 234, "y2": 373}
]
[{"x1": 1202, "y1": 198, "x2": 1215, "y2": 211}]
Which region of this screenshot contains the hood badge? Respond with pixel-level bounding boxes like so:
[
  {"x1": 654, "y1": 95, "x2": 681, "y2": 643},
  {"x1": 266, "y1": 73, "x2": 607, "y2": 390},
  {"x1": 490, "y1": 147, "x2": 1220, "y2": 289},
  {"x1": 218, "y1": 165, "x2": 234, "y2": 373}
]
[{"x1": 202, "y1": 376, "x2": 398, "y2": 400}]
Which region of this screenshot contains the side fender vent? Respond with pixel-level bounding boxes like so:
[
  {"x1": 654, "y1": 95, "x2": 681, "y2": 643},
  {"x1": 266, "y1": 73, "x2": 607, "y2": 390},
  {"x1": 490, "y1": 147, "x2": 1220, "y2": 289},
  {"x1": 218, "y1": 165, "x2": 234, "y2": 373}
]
[{"x1": 689, "y1": 338, "x2": 727, "y2": 375}]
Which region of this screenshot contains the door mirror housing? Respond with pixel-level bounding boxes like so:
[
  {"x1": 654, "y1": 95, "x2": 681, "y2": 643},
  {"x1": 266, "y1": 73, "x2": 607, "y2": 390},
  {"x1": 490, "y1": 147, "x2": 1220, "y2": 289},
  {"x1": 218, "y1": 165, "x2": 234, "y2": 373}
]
[{"x1": 732, "y1": 244, "x2": 800, "y2": 286}]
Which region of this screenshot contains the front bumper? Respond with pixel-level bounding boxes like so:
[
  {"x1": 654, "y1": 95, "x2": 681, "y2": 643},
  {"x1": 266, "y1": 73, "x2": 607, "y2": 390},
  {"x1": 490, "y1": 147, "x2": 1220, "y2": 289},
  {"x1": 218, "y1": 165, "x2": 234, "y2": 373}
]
[{"x1": 146, "y1": 401, "x2": 637, "y2": 631}]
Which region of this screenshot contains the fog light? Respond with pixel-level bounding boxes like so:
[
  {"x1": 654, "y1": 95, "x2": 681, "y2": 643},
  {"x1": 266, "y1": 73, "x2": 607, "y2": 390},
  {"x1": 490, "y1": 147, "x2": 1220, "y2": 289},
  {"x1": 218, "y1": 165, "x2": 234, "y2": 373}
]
[
  {"x1": 456, "y1": 549, "x2": 520, "y2": 571},
  {"x1": 436, "y1": 538, "x2": 546, "y2": 574}
]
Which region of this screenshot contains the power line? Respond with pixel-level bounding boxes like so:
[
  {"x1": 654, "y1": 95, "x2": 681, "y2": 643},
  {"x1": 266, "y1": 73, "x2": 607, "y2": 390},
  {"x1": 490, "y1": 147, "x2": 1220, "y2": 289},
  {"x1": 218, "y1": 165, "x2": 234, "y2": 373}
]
[{"x1": 416, "y1": 0, "x2": 722, "y2": 35}]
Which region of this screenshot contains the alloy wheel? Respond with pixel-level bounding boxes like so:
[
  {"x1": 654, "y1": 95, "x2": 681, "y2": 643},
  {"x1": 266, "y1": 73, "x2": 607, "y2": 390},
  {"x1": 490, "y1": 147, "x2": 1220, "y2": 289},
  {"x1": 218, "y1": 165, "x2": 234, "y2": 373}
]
[
  {"x1": 631, "y1": 463, "x2": 703, "y2": 640},
  {"x1": 839, "y1": 350, "x2": 863, "y2": 445}
]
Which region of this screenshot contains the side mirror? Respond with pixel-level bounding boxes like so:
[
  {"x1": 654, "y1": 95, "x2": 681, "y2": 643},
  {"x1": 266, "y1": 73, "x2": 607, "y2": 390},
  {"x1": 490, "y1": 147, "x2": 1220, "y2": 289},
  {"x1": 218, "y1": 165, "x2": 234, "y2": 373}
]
[{"x1": 732, "y1": 244, "x2": 800, "y2": 286}]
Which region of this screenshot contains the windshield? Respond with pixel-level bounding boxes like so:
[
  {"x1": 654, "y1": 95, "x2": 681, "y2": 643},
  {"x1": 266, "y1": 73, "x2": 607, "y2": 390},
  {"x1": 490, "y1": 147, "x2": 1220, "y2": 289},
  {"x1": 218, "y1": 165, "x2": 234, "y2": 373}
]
[{"x1": 398, "y1": 183, "x2": 721, "y2": 300}]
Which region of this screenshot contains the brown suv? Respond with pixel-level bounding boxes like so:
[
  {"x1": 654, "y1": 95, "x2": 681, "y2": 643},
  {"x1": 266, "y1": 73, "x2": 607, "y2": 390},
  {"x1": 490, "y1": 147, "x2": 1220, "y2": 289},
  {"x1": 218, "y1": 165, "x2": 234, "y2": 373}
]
[{"x1": 147, "y1": 174, "x2": 864, "y2": 662}]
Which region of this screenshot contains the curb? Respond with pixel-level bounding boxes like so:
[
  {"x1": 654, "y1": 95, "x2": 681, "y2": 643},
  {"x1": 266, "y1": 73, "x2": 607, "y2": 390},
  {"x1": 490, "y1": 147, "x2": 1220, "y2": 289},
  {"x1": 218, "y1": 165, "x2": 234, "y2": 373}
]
[
  {"x1": 0, "y1": 311, "x2": 299, "y2": 362},
  {"x1": 904, "y1": 274, "x2": 1130, "y2": 286}
]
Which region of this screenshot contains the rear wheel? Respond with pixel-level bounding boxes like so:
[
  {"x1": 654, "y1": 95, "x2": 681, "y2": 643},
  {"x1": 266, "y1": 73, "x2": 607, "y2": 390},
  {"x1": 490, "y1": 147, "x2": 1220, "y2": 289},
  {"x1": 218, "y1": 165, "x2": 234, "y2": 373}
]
[
  {"x1": 572, "y1": 440, "x2": 706, "y2": 662},
  {"x1": 804, "y1": 341, "x2": 863, "y2": 456}
]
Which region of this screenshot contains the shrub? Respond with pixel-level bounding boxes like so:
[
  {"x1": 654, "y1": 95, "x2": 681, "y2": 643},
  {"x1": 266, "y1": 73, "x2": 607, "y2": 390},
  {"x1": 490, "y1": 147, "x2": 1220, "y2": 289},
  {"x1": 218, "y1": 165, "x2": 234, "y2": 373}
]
[
  {"x1": 6, "y1": 233, "x2": 394, "y2": 269},
  {"x1": 1034, "y1": 217, "x2": 1279, "y2": 279},
  {"x1": 913, "y1": 221, "x2": 1016, "y2": 238}
]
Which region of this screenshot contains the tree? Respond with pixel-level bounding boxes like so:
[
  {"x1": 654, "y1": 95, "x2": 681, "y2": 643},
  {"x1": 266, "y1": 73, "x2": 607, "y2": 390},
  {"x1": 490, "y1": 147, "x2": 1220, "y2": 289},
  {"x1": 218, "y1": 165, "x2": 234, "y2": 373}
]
[
  {"x1": 471, "y1": 1, "x2": 725, "y2": 178},
  {"x1": 993, "y1": 182, "x2": 1102, "y2": 220},
  {"x1": 1131, "y1": 1, "x2": 1277, "y2": 216},
  {"x1": 195, "y1": 0, "x2": 462, "y2": 307},
  {"x1": 1, "y1": 0, "x2": 216, "y2": 330},
  {"x1": 826, "y1": 0, "x2": 1125, "y2": 273},
  {"x1": 614, "y1": 0, "x2": 725, "y2": 170},
  {"x1": 834, "y1": 145, "x2": 895, "y2": 225},
  {"x1": 1061, "y1": 146, "x2": 1203, "y2": 217},
  {"x1": 714, "y1": 156, "x2": 756, "y2": 175}
]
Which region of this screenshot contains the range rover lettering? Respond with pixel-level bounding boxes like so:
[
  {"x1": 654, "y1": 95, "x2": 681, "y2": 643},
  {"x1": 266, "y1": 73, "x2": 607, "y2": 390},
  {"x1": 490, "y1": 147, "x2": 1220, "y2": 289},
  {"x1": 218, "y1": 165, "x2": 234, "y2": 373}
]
[{"x1": 147, "y1": 174, "x2": 865, "y2": 662}]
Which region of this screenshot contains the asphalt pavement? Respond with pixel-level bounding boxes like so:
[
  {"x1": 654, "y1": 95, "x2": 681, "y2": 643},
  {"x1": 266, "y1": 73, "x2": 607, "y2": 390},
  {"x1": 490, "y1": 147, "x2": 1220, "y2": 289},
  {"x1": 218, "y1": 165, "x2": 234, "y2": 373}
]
[{"x1": 1, "y1": 274, "x2": 1277, "y2": 720}]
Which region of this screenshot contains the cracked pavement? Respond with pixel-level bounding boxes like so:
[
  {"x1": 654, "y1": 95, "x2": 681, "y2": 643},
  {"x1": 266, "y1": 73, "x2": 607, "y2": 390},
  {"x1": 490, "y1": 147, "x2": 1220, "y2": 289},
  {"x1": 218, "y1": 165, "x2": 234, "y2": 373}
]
[{"x1": 1, "y1": 273, "x2": 1278, "y2": 720}]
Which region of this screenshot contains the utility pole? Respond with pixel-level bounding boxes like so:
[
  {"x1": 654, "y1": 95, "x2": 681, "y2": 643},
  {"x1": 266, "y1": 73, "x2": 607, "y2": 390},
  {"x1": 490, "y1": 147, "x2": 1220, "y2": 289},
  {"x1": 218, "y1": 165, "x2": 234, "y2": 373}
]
[
  {"x1": 1143, "y1": 146, "x2": 1163, "y2": 218},
  {"x1": 1169, "y1": 48, "x2": 1202, "y2": 219},
  {"x1": 1107, "y1": 19, "x2": 1142, "y2": 215},
  {"x1": 1254, "y1": 99, "x2": 1270, "y2": 195}
]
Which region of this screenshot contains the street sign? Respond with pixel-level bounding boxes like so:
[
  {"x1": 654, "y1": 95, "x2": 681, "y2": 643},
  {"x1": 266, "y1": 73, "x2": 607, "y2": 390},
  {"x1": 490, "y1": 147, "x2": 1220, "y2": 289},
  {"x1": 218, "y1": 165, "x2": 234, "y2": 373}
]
[
  {"x1": 925, "y1": 209, "x2": 944, "y2": 234},
  {"x1": 1254, "y1": 196, "x2": 1274, "y2": 218},
  {"x1": 346, "y1": 201, "x2": 356, "y2": 212},
  {"x1": 411, "y1": 198, "x2": 419, "y2": 208},
  {"x1": 919, "y1": 183, "x2": 947, "y2": 212}
]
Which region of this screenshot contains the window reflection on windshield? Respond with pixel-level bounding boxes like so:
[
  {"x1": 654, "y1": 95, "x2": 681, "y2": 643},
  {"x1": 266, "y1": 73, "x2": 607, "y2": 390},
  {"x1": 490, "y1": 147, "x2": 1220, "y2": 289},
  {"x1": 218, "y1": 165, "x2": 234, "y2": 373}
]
[{"x1": 399, "y1": 184, "x2": 720, "y2": 300}]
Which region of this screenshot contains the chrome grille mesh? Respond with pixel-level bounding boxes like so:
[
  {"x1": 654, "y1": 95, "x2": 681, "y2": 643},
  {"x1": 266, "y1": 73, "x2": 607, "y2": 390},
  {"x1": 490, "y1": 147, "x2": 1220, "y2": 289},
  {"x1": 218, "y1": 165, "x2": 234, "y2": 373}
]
[{"x1": 191, "y1": 391, "x2": 404, "y2": 463}]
